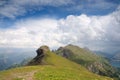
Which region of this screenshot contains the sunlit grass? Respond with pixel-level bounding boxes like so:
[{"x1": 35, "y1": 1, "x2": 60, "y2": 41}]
[{"x1": 0, "y1": 51, "x2": 113, "y2": 80}]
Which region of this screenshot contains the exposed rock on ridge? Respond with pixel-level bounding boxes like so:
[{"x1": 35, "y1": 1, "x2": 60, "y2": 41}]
[{"x1": 28, "y1": 45, "x2": 50, "y2": 65}]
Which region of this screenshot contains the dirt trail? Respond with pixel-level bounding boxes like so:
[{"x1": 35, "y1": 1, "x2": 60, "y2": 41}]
[
  {"x1": 14, "y1": 70, "x2": 37, "y2": 80},
  {"x1": 24, "y1": 71, "x2": 36, "y2": 80}
]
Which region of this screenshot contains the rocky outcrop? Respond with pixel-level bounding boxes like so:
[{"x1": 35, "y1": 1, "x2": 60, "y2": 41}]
[
  {"x1": 87, "y1": 62, "x2": 117, "y2": 77},
  {"x1": 28, "y1": 45, "x2": 50, "y2": 65}
]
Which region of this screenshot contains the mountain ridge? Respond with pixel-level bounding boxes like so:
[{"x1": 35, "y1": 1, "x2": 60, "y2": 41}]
[
  {"x1": 0, "y1": 45, "x2": 113, "y2": 80},
  {"x1": 55, "y1": 44, "x2": 119, "y2": 79}
]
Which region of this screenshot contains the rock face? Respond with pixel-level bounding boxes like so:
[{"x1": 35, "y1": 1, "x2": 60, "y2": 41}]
[
  {"x1": 36, "y1": 45, "x2": 50, "y2": 56},
  {"x1": 28, "y1": 45, "x2": 50, "y2": 65}
]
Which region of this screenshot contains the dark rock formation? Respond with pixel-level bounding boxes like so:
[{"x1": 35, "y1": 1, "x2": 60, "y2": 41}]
[{"x1": 28, "y1": 45, "x2": 50, "y2": 65}]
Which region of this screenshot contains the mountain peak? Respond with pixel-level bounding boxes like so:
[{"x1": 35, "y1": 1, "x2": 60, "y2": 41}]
[
  {"x1": 28, "y1": 45, "x2": 50, "y2": 65},
  {"x1": 66, "y1": 44, "x2": 77, "y2": 47},
  {"x1": 67, "y1": 44, "x2": 74, "y2": 46},
  {"x1": 36, "y1": 45, "x2": 50, "y2": 56},
  {"x1": 65, "y1": 44, "x2": 81, "y2": 49}
]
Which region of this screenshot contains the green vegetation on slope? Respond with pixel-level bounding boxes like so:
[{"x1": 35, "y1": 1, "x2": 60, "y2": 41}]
[
  {"x1": 0, "y1": 46, "x2": 113, "y2": 80},
  {"x1": 55, "y1": 44, "x2": 118, "y2": 79},
  {"x1": 56, "y1": 44, "x2": 108, "y2": 64}
]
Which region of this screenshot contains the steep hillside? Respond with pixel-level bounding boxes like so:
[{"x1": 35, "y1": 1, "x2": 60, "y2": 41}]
[
  {"x1": 55, "y1": 44, "x2": 119, "y2": 79},
  {"x1": 0, "y1": 45, "x2": 112, "y2": 80}
]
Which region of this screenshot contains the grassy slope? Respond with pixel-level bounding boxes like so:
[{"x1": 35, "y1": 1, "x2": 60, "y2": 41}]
[
  {"x1": 63, "y1": 45, "x2": 107, "y2": 63},
  {"x1": 0, "y1": 51, "x2": 113, "y2": 80},
  {"x1": 56, "y1": 45, "x2": 117, "y2": 75},
  {"x1": 56, "y1": 45, "x2": 114, "y2": 69}
]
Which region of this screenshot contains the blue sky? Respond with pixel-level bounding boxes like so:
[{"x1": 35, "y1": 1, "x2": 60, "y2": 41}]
[{"x1": 0, "y1": 0, "x2": 120, "y2": 53}]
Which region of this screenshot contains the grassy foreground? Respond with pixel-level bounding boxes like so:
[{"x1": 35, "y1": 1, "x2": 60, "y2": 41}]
[{"x1": 0, "y1": 51, "x2": 113, "y2": 80}]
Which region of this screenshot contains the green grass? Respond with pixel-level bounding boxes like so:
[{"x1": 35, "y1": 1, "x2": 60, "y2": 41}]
[
  {"x1": 35, "y1": 66, "x2": 112, "y2": 80},
  {"x1": 0, "y1": 51, "x2": 113, "y2": 80},
  {"x1": 63, "y1": 45, "x2": 107, "y2": 62},
  {"x1": 56, "y1": 44, "x2": 117, "y2": 78}
]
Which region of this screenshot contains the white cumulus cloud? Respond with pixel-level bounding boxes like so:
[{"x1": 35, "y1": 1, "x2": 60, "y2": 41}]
[{"x1": 0, "y1": 6, "x2": 120, "y2": 52}]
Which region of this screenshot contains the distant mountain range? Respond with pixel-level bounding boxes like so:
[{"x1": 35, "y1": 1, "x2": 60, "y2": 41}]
[
  {"x1": 0, "y1": 48, "x2": 35, "y2": 70},
  {"x1": 110, "y1": 52, "x2": 120, "y2": 68},
  {"x1": 94, "y1": 51, "x2": 120, "y2": 68},
  {"x1": 112, "y1": 52, "x2": 120, "y2": 61}
]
